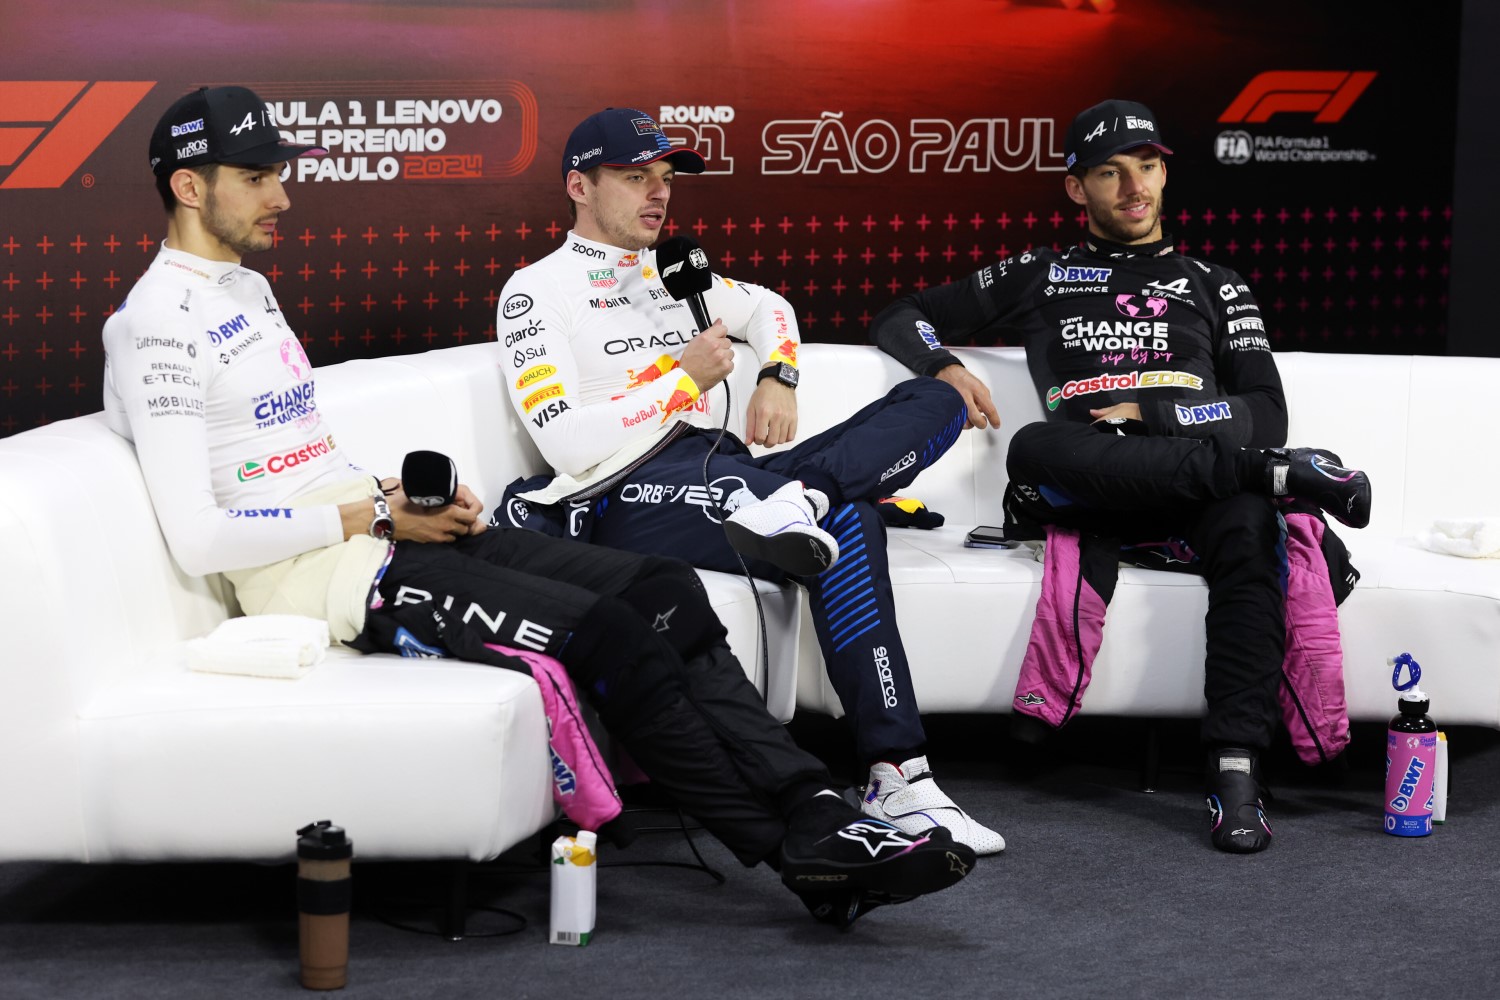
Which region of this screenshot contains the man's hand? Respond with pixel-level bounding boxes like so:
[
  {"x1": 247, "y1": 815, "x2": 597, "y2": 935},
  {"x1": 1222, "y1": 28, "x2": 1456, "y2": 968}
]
[
  {"x1": 744, "y1": 377, "x2": 798, "y2": 446},
  {"x1": 1089, "y1": 403, "x2": 1142, "y2": 423},
  {"x1": 935, "y1": 364, "x2": 1000, "y2": 430},
  {"x1": 387, "y1": 482, "x2": 480, "y2": 543},
  {"x1": 676, "y1": 320, "x2": 734, "y2": 392}
]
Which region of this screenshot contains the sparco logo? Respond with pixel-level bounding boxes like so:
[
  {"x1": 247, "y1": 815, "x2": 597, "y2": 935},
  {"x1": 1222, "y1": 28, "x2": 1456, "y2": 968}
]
[
  {"x1": 879, "y1": 451, "x2": 916, "y2": 484},
  {"x1": 873, "y1": 646, "x2": 898, "y2": 708},
  {"x1": 502, "y1": 293, "x2": 532, "y2": 320}
]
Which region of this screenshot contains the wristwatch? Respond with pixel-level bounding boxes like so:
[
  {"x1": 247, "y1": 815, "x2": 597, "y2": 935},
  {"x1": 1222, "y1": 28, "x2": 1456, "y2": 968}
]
[
  {"x1": 369, "y1": 496, "x2": 395, "y2": 540},
  {"x1": 756, "y1": 362, "x2": 799, "y2": 390}
]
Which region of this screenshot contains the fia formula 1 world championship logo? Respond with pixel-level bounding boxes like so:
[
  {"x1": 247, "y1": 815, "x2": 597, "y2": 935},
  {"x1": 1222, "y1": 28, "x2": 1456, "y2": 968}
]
[{"x1": 0, "y1": 81, "x2": 154, "y2": 188}]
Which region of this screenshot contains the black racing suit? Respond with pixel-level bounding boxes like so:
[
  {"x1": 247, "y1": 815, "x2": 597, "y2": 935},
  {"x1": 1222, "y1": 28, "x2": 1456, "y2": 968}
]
[
  {"x1": 871, "y1": 234, "x2": 1294, "y2": 749},
  {"x1": 353, "y1": 529, "x2": 831, "y2": 866}
]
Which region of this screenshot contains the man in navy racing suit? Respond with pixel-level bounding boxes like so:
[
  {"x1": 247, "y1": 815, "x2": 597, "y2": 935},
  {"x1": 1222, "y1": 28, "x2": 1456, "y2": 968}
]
[
  {"x1": 495, "y1": 107, "x2": 1004, "y2": 855},
  {"x1": 102, "y1": 85, "x2": 976, "y2": 927},
  {"x1": 870, "y1": 99, "x2": 1372, "y2": 854}
]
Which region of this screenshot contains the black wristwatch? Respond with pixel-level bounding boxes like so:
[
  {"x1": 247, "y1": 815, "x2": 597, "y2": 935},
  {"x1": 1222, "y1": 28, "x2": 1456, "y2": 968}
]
[
  {"x1": 369, "y1": 496, "x2": 395, "y2": 540},
  {"x1": 757, "y1": 362, "x2": 799, "y2": 389}
]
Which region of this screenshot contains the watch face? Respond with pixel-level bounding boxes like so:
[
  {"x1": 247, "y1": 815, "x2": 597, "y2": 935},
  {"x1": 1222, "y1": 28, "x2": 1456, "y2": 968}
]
[{"x1": 781, "y1": 363, "x2": 799, "y2": 387}]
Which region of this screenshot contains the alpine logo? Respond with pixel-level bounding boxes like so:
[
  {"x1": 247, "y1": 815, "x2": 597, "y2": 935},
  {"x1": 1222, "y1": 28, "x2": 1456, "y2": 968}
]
[{"x1": 0, "y1": 80, "x2": 155, "y2": 189}]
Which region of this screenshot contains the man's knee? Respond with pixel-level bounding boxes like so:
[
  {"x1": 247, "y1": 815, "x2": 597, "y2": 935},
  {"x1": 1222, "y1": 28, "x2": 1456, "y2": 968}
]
[
  {"x1": 615, "y1": 554, "x2": 724, "y2": 657},
  {"x1": 1195, "y1": 494, "x2": 1281, "y2": 563},
  {"x1": 564, "y1": 595, "x2": 680, "y2": 720}
]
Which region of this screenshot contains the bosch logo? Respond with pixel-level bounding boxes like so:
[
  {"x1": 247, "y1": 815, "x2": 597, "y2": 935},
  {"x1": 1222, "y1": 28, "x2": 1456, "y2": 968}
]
[{"x1": 502, "y1": 293, "x2": 533, "y2": 320}]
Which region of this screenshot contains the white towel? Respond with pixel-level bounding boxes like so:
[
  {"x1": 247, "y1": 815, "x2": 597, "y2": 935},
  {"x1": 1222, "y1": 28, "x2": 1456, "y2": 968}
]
[
  {"x1": 1418, "y1": 518, "x2": 1500, "y2": 559},
  {"x1": 186, "y1": 614, "x2": 330, "y2": 679}
]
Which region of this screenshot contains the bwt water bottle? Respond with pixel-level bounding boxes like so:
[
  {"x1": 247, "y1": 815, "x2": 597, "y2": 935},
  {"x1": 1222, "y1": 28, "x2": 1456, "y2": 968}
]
[{"x1": 1385, "y1": 654, "x2": 1438, "y2": 838}]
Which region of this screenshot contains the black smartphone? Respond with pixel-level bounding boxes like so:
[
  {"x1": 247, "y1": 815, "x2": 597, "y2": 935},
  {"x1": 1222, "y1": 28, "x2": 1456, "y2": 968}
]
[{"x1": 964, "y1": 525, "x2": 1017, "y2": 549}]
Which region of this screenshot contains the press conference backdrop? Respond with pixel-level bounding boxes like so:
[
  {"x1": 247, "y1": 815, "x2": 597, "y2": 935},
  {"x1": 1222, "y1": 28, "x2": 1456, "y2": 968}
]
[{"x1": 0, "y1": 0, "x2": 1464, "y2": 436}]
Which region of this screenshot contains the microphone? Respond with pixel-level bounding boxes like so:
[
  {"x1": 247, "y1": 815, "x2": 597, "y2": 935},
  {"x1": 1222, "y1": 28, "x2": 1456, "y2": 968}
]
[
  {"x1": 401, "y1": 450, "x2": 457, "y2": 507},
  {"x1": 655, "y1": 235, "x2": 715, "y2": 333}
]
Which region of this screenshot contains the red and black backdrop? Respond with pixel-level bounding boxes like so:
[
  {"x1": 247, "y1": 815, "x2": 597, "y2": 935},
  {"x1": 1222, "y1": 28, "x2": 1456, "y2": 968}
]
[{"x1": 0, "y1": 0, "x2": 1462, "y2": 436}]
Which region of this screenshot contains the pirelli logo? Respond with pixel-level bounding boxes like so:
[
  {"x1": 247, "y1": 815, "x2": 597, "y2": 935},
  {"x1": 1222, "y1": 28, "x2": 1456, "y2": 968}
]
[
  {"x1": 1219, "y1": 71, "x2": 1375, "y2": 124},
  {"x1": 522, "y1": 383, "x2": 565, "y2": 413},
  {"x1": 0, "y1": 81, "x2": 155, "y2": 189}
]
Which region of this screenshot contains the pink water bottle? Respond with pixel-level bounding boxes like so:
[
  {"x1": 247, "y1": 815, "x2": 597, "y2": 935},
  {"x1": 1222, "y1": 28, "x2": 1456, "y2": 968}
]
[{"x1": 1385, "y1": 654, "x2": 1437, "y2": 837}]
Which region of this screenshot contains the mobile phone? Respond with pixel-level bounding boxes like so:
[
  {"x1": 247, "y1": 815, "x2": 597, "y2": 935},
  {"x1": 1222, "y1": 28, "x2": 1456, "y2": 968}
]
[{"x1": 964, "y1": 525, "x2": 1017, "y2": 549}]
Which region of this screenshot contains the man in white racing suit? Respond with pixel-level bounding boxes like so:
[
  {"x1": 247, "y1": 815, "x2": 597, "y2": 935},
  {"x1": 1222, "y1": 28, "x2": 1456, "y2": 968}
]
[
  {"x1": 494, "y1": 107, "x2": 1004, "y2": 855},
  {"x1": 100, "y1": 85, "x2": 978, "y2": 928}
]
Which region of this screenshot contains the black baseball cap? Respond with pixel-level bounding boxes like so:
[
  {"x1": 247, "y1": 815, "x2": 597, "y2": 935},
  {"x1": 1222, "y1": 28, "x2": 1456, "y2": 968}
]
[
  {"x1": 1064, "y1": 99, "x2": 1173, "y2": 171},
  {"x1": 149, "y1": 86, "x2": 325, "y2": 177},
  {"x1": 561, "y1": 107, "x2": 706, "y2": 178}
]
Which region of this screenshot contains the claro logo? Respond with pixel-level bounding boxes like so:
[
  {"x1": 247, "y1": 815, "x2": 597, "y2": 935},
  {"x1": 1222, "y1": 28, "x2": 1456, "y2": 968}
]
[
  {"x1": 0, "y1": 81, "x2": 155, "y2": 188},
  {"x1": 1219, "y1": 71, "x2": 1376, "y2": 124}
]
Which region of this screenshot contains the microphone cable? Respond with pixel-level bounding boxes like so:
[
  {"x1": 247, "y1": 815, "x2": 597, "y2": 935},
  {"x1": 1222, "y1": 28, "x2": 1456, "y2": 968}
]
[{"x1": 701, "y1": 374, "x2": 773, "y2": 706}]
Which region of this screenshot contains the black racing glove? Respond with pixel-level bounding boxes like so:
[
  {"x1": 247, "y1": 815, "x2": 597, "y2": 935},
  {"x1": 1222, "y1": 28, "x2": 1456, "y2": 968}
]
[{"x1": 876, "y1": 496, "x2": 945, "y2": 529}]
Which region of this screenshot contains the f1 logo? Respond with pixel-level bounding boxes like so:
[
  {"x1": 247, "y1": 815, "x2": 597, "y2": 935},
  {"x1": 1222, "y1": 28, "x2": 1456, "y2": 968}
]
[
  {"x1": 1218, "y1": 71, "x2": 1376, "y2": 124},
  {"x1": 0, "y1": 81, "x2": 155, "y2": 189}
]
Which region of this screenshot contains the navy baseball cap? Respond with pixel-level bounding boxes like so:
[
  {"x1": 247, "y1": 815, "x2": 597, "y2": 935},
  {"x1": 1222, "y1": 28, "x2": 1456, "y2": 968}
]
[
  {"x1": 149, "y1": 86, "x2": 325, "y2": 177},
  {"x1": 561, "y1": 108, "x2": 706, "y2": 178},
  {"x1": 1064, "y1": 99, "x2": 1173, "y2": 171}
]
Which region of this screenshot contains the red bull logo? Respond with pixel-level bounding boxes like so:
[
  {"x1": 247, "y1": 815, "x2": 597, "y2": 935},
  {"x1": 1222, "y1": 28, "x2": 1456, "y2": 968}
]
[
  {"x1": 625, "y1": 354, "x2": 677, "y2": 388},
  {"x1": 771, "y1": 338, "x2": 799, "y2": 367},
  {"x1": 617, "y1": 252, "x2": 640, "y2": 268},
  {"x1": 658, "y1": 376, "x2": 701, "y2": 422}
]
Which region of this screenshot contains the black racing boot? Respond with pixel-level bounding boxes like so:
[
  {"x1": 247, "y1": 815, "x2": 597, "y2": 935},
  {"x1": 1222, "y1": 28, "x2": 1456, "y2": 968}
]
[
  {"x1": 780, "y1": 792, "x2": 975, "y2": 929},
  {"x1": 1205, "y1": 746, "x2": 1273, "y2": 854},
  {"x1": 1262, "y1": 447, "x2": 1371, "y2": 529}
]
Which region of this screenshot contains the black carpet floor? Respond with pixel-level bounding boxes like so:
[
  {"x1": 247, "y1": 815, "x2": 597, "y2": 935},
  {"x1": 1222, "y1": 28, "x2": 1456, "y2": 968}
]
[{"x1": 2, "y1": 718, "x2": 1496, "y2": 999}]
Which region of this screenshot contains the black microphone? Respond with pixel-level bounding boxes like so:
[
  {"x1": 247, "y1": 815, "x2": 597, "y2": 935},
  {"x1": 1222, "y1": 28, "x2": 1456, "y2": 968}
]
[
  {"x1": 401, "y1": 450, "x2": 457, "y2": 507},
  {"x1": 655, "y1": 235, "x2": 715, "y2": 332}
]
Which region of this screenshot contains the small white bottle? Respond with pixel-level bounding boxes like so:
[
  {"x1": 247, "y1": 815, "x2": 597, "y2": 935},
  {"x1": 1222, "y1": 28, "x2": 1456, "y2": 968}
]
[{"x1": 549, "y1": 830, "x2": 597, "y2": 946}]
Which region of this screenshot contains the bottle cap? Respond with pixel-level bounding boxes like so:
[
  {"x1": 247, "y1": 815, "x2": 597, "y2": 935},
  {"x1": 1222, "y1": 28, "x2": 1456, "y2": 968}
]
[
  {"x1": 1397, "y1": 691, "x2": 1431, "y2": 715},
  {"x1": 297, "y1": 820, "x2": 353, "y2": 860},
  {"x1": 576, "y1": 830, "x2": 598, "y2": 851}
]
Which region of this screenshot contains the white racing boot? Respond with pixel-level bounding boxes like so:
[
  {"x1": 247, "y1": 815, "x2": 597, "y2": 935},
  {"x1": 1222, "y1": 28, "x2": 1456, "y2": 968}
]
[
  {"x1": 862, "y1": 755, "x2": 1006, "y2": 856},
  {"x1": 723, "y1": 481, "x2": 839, "y2": 576}
]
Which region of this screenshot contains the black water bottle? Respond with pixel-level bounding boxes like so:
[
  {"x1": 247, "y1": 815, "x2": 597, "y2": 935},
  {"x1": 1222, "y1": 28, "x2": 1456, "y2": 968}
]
[{"x1": 297, "y1": 821, "x2": 352, "y2": 990}]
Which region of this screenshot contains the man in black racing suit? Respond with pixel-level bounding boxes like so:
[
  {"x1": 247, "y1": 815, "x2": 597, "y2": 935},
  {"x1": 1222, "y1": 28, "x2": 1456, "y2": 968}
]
[{"x1": 870, "y1": 99, "x2": 1373, "y2": 854}]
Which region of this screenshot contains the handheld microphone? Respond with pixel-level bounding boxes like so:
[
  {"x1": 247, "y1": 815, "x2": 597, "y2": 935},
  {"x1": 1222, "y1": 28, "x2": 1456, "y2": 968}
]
[
  {"x1": 655, "y1": 235, "x2": 715, "y2": 333},
  {"x1": 401, "y1": 450, "x2": 457, "y2": 507}
]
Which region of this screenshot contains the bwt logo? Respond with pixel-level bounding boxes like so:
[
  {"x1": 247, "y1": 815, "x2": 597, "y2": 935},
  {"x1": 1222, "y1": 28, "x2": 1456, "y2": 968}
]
[
  {"x1": 0, "y1": 80, "x2": 155, "y2": 189},
  {"x1": 1219, "y1": 71, "x2": 1376, "y2": 124}
]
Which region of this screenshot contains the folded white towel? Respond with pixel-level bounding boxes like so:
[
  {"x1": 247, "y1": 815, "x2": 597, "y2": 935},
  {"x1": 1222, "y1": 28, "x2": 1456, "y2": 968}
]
[
  {"x1": 1418, "y1": 518, "x2": 1500, "y2": 559},
  {"x1": 186, "y1": 614, "x2": 330, "y2": 679}
]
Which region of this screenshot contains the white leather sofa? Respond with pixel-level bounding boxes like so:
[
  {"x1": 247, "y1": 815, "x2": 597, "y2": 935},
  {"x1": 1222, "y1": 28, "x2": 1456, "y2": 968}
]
[{"x1": 1, "y1": 342, "x2": 1495, "y2": 866}]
